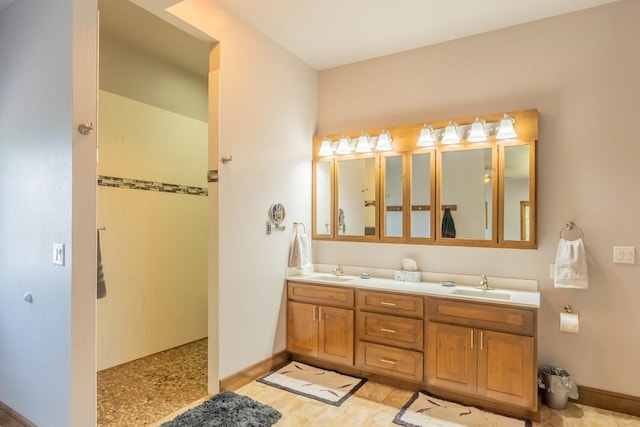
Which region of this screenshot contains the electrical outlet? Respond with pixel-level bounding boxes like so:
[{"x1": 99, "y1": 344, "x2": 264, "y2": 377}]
[{"x1": 53, "y1": 243, "x2": 65, "y2": 266}]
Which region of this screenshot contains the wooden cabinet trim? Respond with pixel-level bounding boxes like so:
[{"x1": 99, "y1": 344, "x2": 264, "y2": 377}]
[
  {"x1": 356, "y1": 289, "x2": 424, "y2": 317},
  {"x1": 427, "y1": 297, "x2": 535, "y2": 336},
  {"x1": 357, "y1": 341, "x2": 423, "y2": 382},
  {"x1": 357, "y1": 311, "x2": 424, "y2": 350},
  {"x1": 288, "y1": 281, "x2": 355, "y2": 308}
]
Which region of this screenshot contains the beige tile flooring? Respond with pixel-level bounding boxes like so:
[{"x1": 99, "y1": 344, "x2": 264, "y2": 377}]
[{"x1": 101, "y1": 340, "x2": 640, "y2": 426}]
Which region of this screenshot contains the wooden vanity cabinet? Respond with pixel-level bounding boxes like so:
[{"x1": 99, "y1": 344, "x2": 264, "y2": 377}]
[
  {"x1": 287, "y1": 282, "x2": 355, "y2": 365},
  {"x1": 356, "y1": 290, "x2": 425, "y2": 382},
  {"x1": 426, "y1": 298, "x2": 537, "y2": 411}
]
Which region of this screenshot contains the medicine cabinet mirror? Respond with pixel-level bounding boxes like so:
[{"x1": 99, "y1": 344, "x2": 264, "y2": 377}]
[
  {"x1": 312, "y1": 109, "x2": 538, "y2": 249},
  {"x1": 336, "y1": 156, "x2": 378, "y2": 239}
]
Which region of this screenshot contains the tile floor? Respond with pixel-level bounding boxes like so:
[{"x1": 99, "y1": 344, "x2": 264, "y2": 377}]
[
  {"x1": 97, "y1": 339, "x2": 208, "y2": 426},
  {"x1": 100, "y1": 340, "x2": 640, "y2": 426}
]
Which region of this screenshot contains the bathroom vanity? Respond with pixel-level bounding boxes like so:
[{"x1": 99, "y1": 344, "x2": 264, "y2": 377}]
[{"x1": 286, "y1": 274, "x2": 539, "y2": 420}]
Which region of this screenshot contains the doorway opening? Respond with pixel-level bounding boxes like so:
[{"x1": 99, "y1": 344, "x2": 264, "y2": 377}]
[{"x1": 96, "y1": 0, "x2": 214, "y2": 424}]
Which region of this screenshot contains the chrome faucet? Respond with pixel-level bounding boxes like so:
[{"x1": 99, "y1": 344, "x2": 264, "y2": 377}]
[
  {"x1": 476, "y1": 275, "x2": 493, "y2": 291},
  {"x1": 333, "y1": 265, "x2": 344, "y2": 276}
]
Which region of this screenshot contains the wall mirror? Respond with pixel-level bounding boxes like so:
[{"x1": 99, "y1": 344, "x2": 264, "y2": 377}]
[
  {"x1": 336, "y1": 156, "x2": 378, "y2": 239},
  {"x1": 312, "y1": 108, "x2": 538, "y2": 248},
  {"x1": 313, "y1": 160, "x2": 333, "y2": 237},
  {"x1": 438, "y1": 147, "x2": 496, "y2": 243},
  {"x1": 382, "y1": 154, "x2": 404, "y2": 239},
  {"x1": 409, "y1": 151, "x2": 434, "y2": 240},
  {"x1": 500, "y1": 142, "x2": 536, "y2": 247}
]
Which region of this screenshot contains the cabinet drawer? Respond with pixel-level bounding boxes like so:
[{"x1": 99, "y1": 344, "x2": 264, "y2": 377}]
[
  {"x1": 357, "y1": 342, "x2": 423, "y2": 382},
  {"x1": 356, "y1": 290, "x2": 424, "y2": 317},
  {"x1": 427, "y1": 298, "x2": 535, "y2": 336},
  {"x1": 357, "y1": 311, "x2": 423, "y2": 350},
  {"x1": 288, "y1": 282, "x2": 354, "y2": 308}
]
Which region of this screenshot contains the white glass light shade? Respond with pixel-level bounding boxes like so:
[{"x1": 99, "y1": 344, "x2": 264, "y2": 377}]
[
  {"x1": 375, "y1": 131, "x2": 392, "y2": 151},
  {"x1": 335, "y1": 136, "x2": 351, "y2": 154},
  {"x1": 467, "y1": 118, "x2": 487, "y2": 142},
  {"x1": 441, "y1": 122, "x2": 460, "y2": 144},
  {"x1": 318, "y1": 138, "x2": 333, "y2": 156},
  {"x1": 416, "y1": 126, "x2": 435, "y2": 146},
  {"x1": 355, "y1": 134, "x2": 371, "y2": 152},
  {"x1": 496, "y1": 115, "x2": 517, "y2": 139}
]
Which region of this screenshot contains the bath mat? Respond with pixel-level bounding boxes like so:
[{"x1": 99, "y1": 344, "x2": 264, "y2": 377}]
[
  {"x1": 393, "y1": 391, "x2": 531, "y2": 427},
  {"x1": 160, "y1": 390, "x2": 281, "y2": 427},
  {"x1": 258, "y1": 361, "x2": 366, "y2": 406}
]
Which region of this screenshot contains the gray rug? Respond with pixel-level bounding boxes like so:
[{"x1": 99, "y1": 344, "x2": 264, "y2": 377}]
[{"x1": 160, "y1": 391, "x2": 281, "y2": 427}]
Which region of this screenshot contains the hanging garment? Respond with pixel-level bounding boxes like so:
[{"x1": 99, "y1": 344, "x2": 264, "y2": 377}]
[
  {"x1": 97, "y1": 230, "x2": 107, "y2": 299},
  {"x1": 441, "y1": 207, "x2": 456, "y2": 238}
]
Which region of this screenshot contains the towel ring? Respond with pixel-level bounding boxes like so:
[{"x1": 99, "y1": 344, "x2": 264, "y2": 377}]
[
  {"x1": 559, "y1": 222, "x2": 584, "y2": 240},
  {"x1": 293, "y1": 222, "x2": 306, "y2": 233}
]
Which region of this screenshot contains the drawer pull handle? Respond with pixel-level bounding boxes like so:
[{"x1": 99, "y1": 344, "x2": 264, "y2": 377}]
[
  {"x1": 313, "y1": 306, "x2": 317, "y2": 321},
  {"x1": 380, "y1": 328, "x2": 397, "y2": 334},
  {"x1": 379, "y1": 301, "x2": 397, "y2": 307},
  {"x1": 480, "y1": 330, "x2": 484, "y2": 351},
  {"x1": 470, "y1": 330, "x2": 474, "y2": 349},
  {"x1": 319, "y1": 307, "x2": 323, "y2": 321},
  {"x1": 380, "y1": 358, "x2": 397, "y2": 365}
]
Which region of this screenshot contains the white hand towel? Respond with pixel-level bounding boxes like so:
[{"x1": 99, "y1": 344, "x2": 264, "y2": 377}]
[
  {"x1": 554, "y1": 238, "x2": 589, "y2": 289},
  {"x1": 288, "y1": 227, "x2": 311, "y2": 269}
]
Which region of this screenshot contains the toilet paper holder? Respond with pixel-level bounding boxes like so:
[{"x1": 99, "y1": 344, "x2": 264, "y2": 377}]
[{"x1": 564, "y1": 304, "x2": 574, "y2": 313}]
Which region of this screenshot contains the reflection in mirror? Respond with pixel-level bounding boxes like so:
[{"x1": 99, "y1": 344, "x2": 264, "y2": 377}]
[
  {"x1": 503, "y1": 145, "x2": 530, "y2": 241},
  {"x1": 314, "y1": 161, "x2": 332, "y2": 236},
  {"x1": 384, "y1": 155, "x2": 403, "y2": 238},
  {"x1": 338, "y1": 157, "x2": 376, "y2": 236},
  {"x1": 410, "y1": 153, "x2": 431, "y2": 238},
  {"x1": 440, "y1": 149, "x2": 493, "y2": 240}
]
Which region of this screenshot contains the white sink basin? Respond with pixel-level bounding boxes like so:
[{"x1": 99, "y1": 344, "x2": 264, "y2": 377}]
[
  {"x1": 309, "y1": 275, "x2": 354, "y2": 283},
  {"x1": 451, "y1": 288, "x2": 511, "y2": 301}
]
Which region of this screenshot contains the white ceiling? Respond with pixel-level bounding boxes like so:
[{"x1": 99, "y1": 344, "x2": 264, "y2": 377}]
[
  {"x1": 0, "y1": 0, "x2": 14, "y2": 13},
  {"x1": 214, "y1": 0, "x2": 620, "y2": 70}
]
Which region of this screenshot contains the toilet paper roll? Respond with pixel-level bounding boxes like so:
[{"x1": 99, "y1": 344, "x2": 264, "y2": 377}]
[{"x1": 560, "y1": 312, "x2": 579, "y2": 333}]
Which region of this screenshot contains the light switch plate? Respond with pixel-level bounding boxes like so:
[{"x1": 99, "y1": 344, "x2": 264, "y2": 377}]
[
  {"x1": 53, "y1": 243, "x2": 65, "y2": 266},
  {"x1": 613, "y1": 246, "x2": 635, "y2": 264}
]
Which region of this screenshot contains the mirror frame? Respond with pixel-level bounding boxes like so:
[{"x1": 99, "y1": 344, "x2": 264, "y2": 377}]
[
  {"x1": 312, "y1": 157, "x2": 335, "y2": 240},
  {"x1": 380, "y1": 152, "x2": 407, "y2": 243},
  {"x1": 498, "y1": 140, "x2": 537, "y2": 248},
  {"x1": 312, "y1": 108, "x2": 538, "y2": 249},
  {"x1": 435, "y1": 143, "x2": 498, "y2": 247},
  {"x1": 335, "y1": 153, "x2": 380, "y2": 242},
  {"x1": 407, "y1": 148, "x2": 436, "y2": 244}
]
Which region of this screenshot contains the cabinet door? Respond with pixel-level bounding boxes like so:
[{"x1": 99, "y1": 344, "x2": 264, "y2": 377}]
[
  {"x1": 287, "y1": 301, "x2": 319, "y2": 357},
  {"x1": 319, "y1": 306, "x2": 354, "y2": 365},
  {"x1": 426, "y1": 322, "x2": 477, "y2": 394},
  {"x1": 477, "y1": 330, "x2": 536, "y2": 409}
]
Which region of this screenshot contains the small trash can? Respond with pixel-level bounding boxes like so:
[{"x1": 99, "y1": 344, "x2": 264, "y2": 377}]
[{"x1": 538, "y1": 366, "x2": 579, "y2": 410}]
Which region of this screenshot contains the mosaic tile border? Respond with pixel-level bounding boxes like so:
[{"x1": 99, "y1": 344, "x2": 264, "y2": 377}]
[{"x1": 98, "y1": 175, "x2": 208, "y2": 197}]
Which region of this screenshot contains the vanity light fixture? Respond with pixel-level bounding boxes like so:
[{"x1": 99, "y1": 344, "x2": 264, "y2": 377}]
[
  {"x1": 467, "y1": 117, "x2": 488, "y2": 142},
  {"x1": 375, "y1": 130, "x2": 393, "y2": 151},
  {"x1": 441, "y1": 121, "x2": 460, "y2": 144},
  {"x1": 416, "y1": 125, "x2": 435, "y2": 147},
  {"x1": 335, "y1": 136, "x2": 352, "y2": 154},
  {"x1": 318, "y1": 137, "x2": 334, "y2": 156},
  {"x1": 496, "y1": 114, "x2": 518, "y2": 140},
  {"x1": 355, "y1": 134, "x2": 372, "y2": 152}
]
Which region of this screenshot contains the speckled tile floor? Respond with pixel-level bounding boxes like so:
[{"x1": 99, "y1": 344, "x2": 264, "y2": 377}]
[{"x1": 97, "y1": 338, "x2": 208, "y2": 426}]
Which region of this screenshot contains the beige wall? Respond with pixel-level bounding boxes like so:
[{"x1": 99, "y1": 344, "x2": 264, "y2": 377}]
[
  {"x1": 97, "y1": 91, "x2": 208, "y2": 370},
  {"x1": 167, "y1": 0, "x2": 318, "y2": 380},
  {"x1": 316, "y1": 0, "x2": 640, "y2": 397}
]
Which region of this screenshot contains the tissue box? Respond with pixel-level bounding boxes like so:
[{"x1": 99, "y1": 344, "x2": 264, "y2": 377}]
[{"x1": 394, "y1": 271, "x2": 421, "y2": 282}]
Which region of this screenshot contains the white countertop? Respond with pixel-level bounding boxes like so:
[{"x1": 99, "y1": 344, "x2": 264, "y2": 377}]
[{"x1": 286, "y1": 272, "x2": 540, "y2": 308}]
